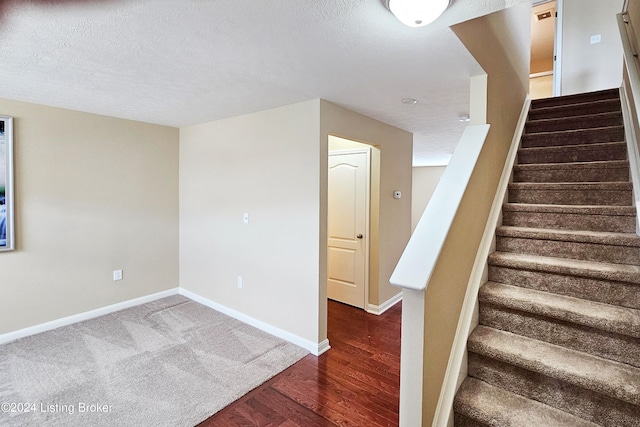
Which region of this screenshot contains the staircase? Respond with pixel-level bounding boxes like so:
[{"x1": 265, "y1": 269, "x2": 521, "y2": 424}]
[{"x1": 453, "y1": 88, "x2": 640, "y2": 426}]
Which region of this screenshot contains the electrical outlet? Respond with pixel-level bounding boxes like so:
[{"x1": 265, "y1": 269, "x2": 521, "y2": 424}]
[
  {"x1": 113, "y1": 269, "x2": 123, "y2": 281},
  {"x1": 590, "y1": 34, "x2": 601, "y2": 44},
  {"x1": 237, "y1": 276, "x2": 243, "y2": 288}
]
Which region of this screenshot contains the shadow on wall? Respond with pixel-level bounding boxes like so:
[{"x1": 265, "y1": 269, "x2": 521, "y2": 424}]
[{"x1": 0, "y1": 0, "x2": 117, "y2": 22}]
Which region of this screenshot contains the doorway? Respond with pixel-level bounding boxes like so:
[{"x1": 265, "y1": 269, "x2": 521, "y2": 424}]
[
  {"x1": 327, "y1": 136, "x2": 379, "y2": 310},
  {"x1": 530, "y1": 0, "x2": 559, "y2": 99}
]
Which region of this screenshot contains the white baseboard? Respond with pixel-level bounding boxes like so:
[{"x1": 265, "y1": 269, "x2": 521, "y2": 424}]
[
  {"x1": 0, "y1": 287, "x2": 330, "y2": 357},
  {"x1": 367, "y1": 292, "x2": 402, "y2": 315},
  {"x1": 316, "y1": 339, "x2": 331, "y2": 356},
  {"x1": 0, "y1": 288, "x2": 179, "y2": 345},
  {"x1": 178, "y1": 288, "x2": 329, "y2": 356}
]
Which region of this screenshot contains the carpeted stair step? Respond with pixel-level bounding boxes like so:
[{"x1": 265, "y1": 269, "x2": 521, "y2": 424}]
[
  {"x1": 478, "y1": 281, "x2": 640, "y2": 367},
  {"x1": 525, "y1": 111, "x2": 623, "y2": 134},
  {"x1": 508, "y1": 182, "x2": 633, "y2": 206},
  {"x1": 528, "y1": 98, "x2": 621, "y2": 121},
  {"x1": 453, "y1": 377, "x2": 599, "y2": 427},
  {"x1": 521, "y1": 126, "x2": 625, "y2": 148},
  {"x1": 518, "y1": 141, "x2": 627, "y2": 164},
  {"x1": 466, "y1": 326, "x2": 640, "y2": 427},
  {"x1": 501, "y1": 203, "x2": 637, "y2": 233},
  {"x1": 513, "y1": 160, "x2": 630, "y2": 183},
  {"x1": 488, "y1": 252, "x2": 640, "y2": 309},
  {"x1": 495, "y1": 226, "x2": 640, "y2": 265},
  {"x1": 530, "y1": 88, "x2": 619, "y2": 109},
  {"x1": 455, "y1": 88, "x2": 639, "y2": 427}
]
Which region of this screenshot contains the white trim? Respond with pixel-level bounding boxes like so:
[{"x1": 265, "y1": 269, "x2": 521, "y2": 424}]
[
  {"x1": 178, "y1": 288, "x2": 327, "y2": 356},
  {"x1": 0, "y1": 287, "x2": 329, "y2": 356},
  {"x1": 553, "y1": 0, "x2": 564, "y2": 96},
  {"x1": 399, "y1": 288, "x2": 424, "y2": 427},
  {"x1": 620, "y1": 87, "x2": 640, "y2": 233},
  {"x1": 390, "y1": 124, "x2": 491, "y2": 291},
  {"x1": 432, "y1": 96, "x2": 531, "y2": 427},
  {"x1": 366, "y1": 292, "x2": 402, "y2": 315},
  {"x1": 0, "y1": 288, "x2": 179, "y2": 345},
  {"x1": 530, "y1": 71, "x2": 553, "y2": 78},
  {"x1": 618, "y1": 12, "x2": 640, "y2": 234},
  {"x1": 316, "y1": 339, "x2": 331, "y2": 356}
]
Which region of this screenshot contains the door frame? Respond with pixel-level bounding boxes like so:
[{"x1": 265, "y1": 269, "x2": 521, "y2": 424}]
[
  {"x1": 531, "y1": 0, "x2": 562, "y2": 97},
  {"x1": 327, "y1": 147, "x2": 371, "y2": 310},
  {"x1": 553, "y1": 0, "x2": 564, "y2": 96}
]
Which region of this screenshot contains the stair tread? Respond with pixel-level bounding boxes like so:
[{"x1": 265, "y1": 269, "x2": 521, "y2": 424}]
[
  {"x1": 527, "y1": 110, "x2": 622, "y2": 125},
  {"x1": 502, "y1": 203, "x2": 637, "y2": 215},
  {"x1": 520, "y1": 127, "x2": 626, "y2": 149},
  {"x1": 488, "y1": 252, "x2": 640, "y2": 285},
  {"x1": 509, "y1": 181, "x2": 632, "y2": 190},
  {"x1": 530, "y1": 89, "x2": 619, "y2": 109},
  {"x1": 455, "y1": 377, "x2": 600, "y2": 427},
  {"x1": 530, "y1": 97, "x2": 620, "y2": 115},
  {"x1": 496, "y1": 226, "x2": 640, "y2": 246},
  {"x1": 468, "y1": 326, "x2": 640, "y2": 406},
  {"x1": 513, "y1": 160, "x2": 629, "y2": 171},
  {"x1": 480, "y1": 281, "x2": 640, "y2": 338},
  {"x1": 519, "y1": 140, "x2": 625, "y2": 152}
]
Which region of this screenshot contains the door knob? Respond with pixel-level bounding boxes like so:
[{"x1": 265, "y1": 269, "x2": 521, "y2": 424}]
[{"x1": 356, "y1": 234, "x2": 363, "y2": 239}]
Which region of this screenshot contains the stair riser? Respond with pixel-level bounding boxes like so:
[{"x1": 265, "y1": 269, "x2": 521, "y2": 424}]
[
  {"x1": 513, "y1": 166, "x2": 629, "y2": 183},
  {"x1": 488, "y1": 265, "x2": 640, "y2": 309},
  {"x1": 531, "y1": 89, "x2": 619, "y2": 109},
  {"x1": 479, "y1": 304, "x2": 640, "y2": 367},
  {"x1": 468, "y1": 353, "x2": 640, "y2": 427},
  {"x1": 508, "y1": 188, "x2": 632, "y2": 206},
  {"x1": 528, "y1": 101, "x2": 621, "y2": 120},
  {"x1": 453, "y1": 414, "x2": 486, "y2": 427},
  {"x1": 518, "y1": 145, "x2": 627, "y2": 164},
  {"x1": 525, "y1": 115, "x2": 623, "y2": 134},
  {"x1": 496, "y1": 236, "x2": 640, "y2": 265},
  {"x1": 521, "y1": 127, "x2": 625, "y2": 148},
  {"x1": 501, "y1": 211, "x2": 637, "y2": 233}
]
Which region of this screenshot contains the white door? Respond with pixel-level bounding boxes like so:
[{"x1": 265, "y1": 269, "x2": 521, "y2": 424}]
[{"x1": 327, "y1": 149, "x2": 370, "y2": 309}]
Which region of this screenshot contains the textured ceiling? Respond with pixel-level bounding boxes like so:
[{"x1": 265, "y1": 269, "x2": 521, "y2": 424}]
[{"x1": 0, "y1": 0, "x2": 529, "y2": 166}]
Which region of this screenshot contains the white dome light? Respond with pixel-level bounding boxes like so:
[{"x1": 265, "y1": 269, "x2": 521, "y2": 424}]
[{"x1": 388, "y1": 0, "x2": 450, "y2": 27}]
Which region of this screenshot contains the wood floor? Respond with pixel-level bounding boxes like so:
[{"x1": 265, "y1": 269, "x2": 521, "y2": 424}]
[{"x1": 198, "y1": 299, "x2": 402, "y2": 426}]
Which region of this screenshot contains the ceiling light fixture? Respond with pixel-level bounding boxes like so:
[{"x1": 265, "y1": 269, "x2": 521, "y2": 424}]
[
  {"x1": 387, "y1": 0, "x2": 450, "y2": 28},
  {"x1": 401, "y1": 98, "x2": 419, "y2": 105}
]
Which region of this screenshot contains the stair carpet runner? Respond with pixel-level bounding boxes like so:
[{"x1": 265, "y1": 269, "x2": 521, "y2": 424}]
[{"x1": 453, "y1": 88, "x2": 640, "y2": 426}]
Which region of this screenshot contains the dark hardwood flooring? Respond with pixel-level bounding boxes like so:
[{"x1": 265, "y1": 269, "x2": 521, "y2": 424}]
[{"x1": 198, "y1": 299, "x2": 402, "y2": 426}]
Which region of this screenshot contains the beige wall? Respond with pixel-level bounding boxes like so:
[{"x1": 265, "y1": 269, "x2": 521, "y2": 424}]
[
  {"x1": 412, "y1": 4, "x2": 530, "y2": 424},
  {"x1": 411, "y1": 166, "x2": 447, "y2": 233},
  {"x1": 180, "y1": 99, "x2": 410, "y2": 346},
  {"x1": 0, "y1": 98, "x2": 179, "y2": 335},
  {"x1": 561, "y1": 0, "x2": 624, "y2": 95},
  {"x1": 179, "y1": 100, "x2": 323, "y2": 344},
  {"x1": 320, "y1": 100, "x2": 412, "y2": 313}
]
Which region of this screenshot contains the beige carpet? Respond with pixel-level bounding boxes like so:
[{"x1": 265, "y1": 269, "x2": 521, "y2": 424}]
[{"x1": 0, "y1": 295, "x2": 308, "y2": 426}]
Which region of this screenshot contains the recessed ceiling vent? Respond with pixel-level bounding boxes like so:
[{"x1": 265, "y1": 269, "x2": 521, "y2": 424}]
[{"x1": 536, "y1": 9, "x2": 554, "y2": 21}]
